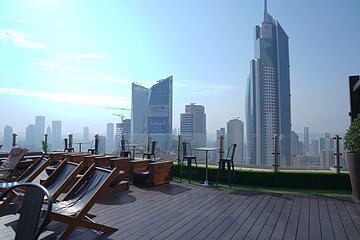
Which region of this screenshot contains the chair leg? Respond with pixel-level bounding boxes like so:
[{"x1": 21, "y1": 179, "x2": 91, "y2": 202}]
[
  {"x1": 195, "y1": 158, "x2": 198, "y2": 176},
  {"x1": 153, "y1": 153, "x2": 156, "y2": 160},
  {"x1": 216, "y1": 160, "x2": 221, "y2": 186},
  {"x1": 227, "y1": 161, "x2": 231, "y2": 188},
  {"x1": 188, "y1": 159, "x2": 192, "y2": 183},
  {"x1": 58, "y1": 224, "x2": 77, "y2": 240},
  {"x1": 180, "y1": 158, "x2": 184, "y2": 182},
  {"x1": 78, "y1": 218, "x2": 117, "y2": 233}
]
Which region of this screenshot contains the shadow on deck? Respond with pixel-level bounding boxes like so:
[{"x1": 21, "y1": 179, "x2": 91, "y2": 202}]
[{"x1": 1, "y1": 182, "x2": 360, "y2": 240}]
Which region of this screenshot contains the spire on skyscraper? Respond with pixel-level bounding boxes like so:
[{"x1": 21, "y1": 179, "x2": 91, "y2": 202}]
[{"x1": 263, "y1": 0, "x2": 272, "y2": 23}]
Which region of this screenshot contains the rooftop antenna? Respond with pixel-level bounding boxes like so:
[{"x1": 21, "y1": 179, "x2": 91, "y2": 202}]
[{"x1": 264, "y1": 0, "x2": 268, "y2": 20}]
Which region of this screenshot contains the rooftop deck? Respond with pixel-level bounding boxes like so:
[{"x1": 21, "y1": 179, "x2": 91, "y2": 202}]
[{"x1": 1, "y1": 182, "x2": 360, "y2": 240}]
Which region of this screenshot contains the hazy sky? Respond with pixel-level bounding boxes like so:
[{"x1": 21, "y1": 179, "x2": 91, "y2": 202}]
[{"x1": 0, "y1": 0, "x2": 359, "y2": 137}]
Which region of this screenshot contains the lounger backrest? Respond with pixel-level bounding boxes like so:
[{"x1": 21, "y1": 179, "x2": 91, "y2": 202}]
[
  {"x1": 45, "y1": 161, "x2": 81, "y2": 197},
  {"x1": 0, "y1": 148, "x2": 28, "y2": 171},
  {"x1": 62, "y1": 166, "x2": 116, "y2": 216},
  {"x1": 18, "y1": 156, "x2": 49, "y2": 183}
]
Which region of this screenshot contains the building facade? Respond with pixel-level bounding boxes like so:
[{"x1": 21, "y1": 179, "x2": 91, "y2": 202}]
[
  {"x1": 106, "y1": 123, "x2": 115, "y2": 153},
  {"x1": 51, "y1": 120, "x2": 62, "y2": 150},
  {"x1": 180, "y1": 103, "x2": 207, "y2": 150},
  {"x1": 227, "y1": 119, "x2": 244, "y2": 165},
  {"x1": 3, "y1": 125, "x2": 13, "y2": 150},
  {"x1": 245, "y1": 0, "x2": 291, "y2": 166},
  {"x1": 131, "y1": 83, "x2": 150, "y2": 144}
]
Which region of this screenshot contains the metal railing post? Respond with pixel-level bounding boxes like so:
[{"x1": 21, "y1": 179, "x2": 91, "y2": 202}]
[
  {"x1": 219, "y1": 135, "x2": 224, "y2": 160},
  {"x1": 333, "y1": 134, "x2": 343, "y2": 174},
  {"x1": 12, "y1": 133, "x2": 17, "y2": 147},
  {"x1": 272, "y1": 134, "x2": 280, "y2": 173},
  {"x1": 177, "y1": 135, "x2": 181, "y2": 165}
]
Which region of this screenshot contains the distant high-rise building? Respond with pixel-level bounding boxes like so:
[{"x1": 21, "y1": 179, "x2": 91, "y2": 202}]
[
  {"x1": 320, "y1": 150, "x2": 335, "y2": 168},
  {"x1": 245, "y1": 0, "x2": 291, "y2": 166},
  {"x1": 51, "y1": 121, "x2": 62, "y2": 150},
  {"x1": 291, "y1": 131, "x2": 299, "y2": 157},
  {"x1": 180, "y1": 103, "x2": 206, "y2": 150},
  {"x1": 147, "y1": 76, "x2": 173, "y2": 151},
  {"x1": 83, "y1": 127, "x2": 89, "y2": 142},
  {"x1": 46, "y1": 126, "x2": 51, "y2": 148},
  {"x1": 115, "y1": 119, "x2": 131, "y2": 151},
  {"x1": 311, "y1": 139, "x2": 319, "y2": 154},
  {"x1": 106, "y1": 123, "x2": 114, "y2": 153},
  {"x1": 98, "y1": 135, "x2": 106, "y2": 154},
  {"x1": 131, "y1": 83, "x2": 150, "y2": 144},
  {"x1": 227, "y1": 119, "x2": 244, "y2": 165},
  {"x1": 216, "y1": 128, "x2": 226, "y2": 150},
  {"x1": 25, "y1": 124, "x2": 36, "y2": 149},
  {"x1": 131, "y1": 76, "x2": 173, "y2": 151},
  {"x1": 3, "y1": 125, "x2": 13, "y2": 150},
  {"x1": 35, "y1": 116, "x2": 45, "y2": 149},
  {"x1": 304, "y1": 127, "x2": 309, "y2": 153}
]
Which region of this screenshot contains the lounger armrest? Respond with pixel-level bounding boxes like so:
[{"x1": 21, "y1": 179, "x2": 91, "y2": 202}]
[
  {"x1": 148, "y1": 161, "x2": 173, "y2": 186},
  {"x1": 0, "y1": 168, "x2": 13, "y2": 172}
]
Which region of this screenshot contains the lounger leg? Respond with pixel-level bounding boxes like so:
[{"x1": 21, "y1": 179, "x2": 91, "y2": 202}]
[
  {"x1": 78, "y1": 219, "x2": 117, "y2": 233},
  {"x1": 58, "y1": 224, "x2": 77, "y2": 240}
]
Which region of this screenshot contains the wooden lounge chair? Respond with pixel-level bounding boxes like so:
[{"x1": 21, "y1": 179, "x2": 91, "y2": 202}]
[
  {"x1": 49, "y1": 164, "x2": 118, "y2": 239},
  {"x1": 0, "y1": 156, "x2": 50, "y2": 190},
  {"x1": 0, "y1": 148, "x2": 28, "y2": 181}
]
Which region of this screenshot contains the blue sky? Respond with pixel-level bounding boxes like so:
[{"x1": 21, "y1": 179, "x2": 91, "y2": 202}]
[{"x1": 0, "y1": 0, "x2": 359, "y2": 137}]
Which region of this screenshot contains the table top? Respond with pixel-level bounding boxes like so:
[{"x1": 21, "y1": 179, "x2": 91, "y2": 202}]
[
  {"x1": 194, "y1": 147, "x2": 219, "y2": 151},
  {"x1": 128, "y1": 144, "x2": 145, "y2": 147}
]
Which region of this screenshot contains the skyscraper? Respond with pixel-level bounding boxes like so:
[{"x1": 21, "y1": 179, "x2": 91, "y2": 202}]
[
  {"x1": 131, "y1": 83, "x2": 150, "y2": 144},
  {"x1": 180, "y1": 103, "x2": 207, "y2": 150},
  {"x1": 304, "y1": 127, "x2": 309, "y2": 153},
  {"x1": 83, "y1": 127, "x2": 89, "y2": 142},
  {"x1": 51, "y1": 120, "x2": 62, "y2": 150},
  {"x1": 131, "y1": 76, "x2": 173, "y2": 151},
  {"x1": 116, "y1": 119, "x2": 131, "y2": 151},
  {"x1": 227, "y1": 119, "x2": 244, "y2": 165},
  {"x1": 25, "y1": 124, "x2": 36, "y2": 149},
  {"x1": 245, "y1": 0, "x2": 291, "y2": 166},
  {"x1": 3, "y1": 125, "x2": 13, "y2": 150},
  {"x1": 147, "y1": 76, "x2": 173, "y2": 151},
  {"x1": 106, "y1": 123, "x2": 114, "y2": 153},
  {"x1": 35, "y1": 116, "x2": 45, "y2": 149}
]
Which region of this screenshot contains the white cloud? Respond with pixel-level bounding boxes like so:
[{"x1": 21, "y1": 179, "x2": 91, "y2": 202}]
[
  {"x1": 34, "y1": 60, "x2": 94, "y2": 73},
  {"x1": 0, "y1": 29, "x2": 45, "y2": 49},
  {"x1": 8, "y1": 17, "x2": 33, "y2": 26},
  {"x1": 0, "y1": 87, "x2": 130, "y2": 108},
  {"x1": 60, "y1": 52, "x2": 112, "y2": 60}
]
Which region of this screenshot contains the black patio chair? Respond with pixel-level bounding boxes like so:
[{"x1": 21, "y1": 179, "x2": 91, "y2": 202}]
[
  {"x1": 142, "y1": 141, "x2": 157, "y2": 160},
  {"x1": 88, "y1": 135, "x2": 99, "y2": 154},
  {"x1": 0, "y1": 183, "x2": 53, "y2": 240},
  {"x1": 179, "y1": 142, "x2": 198, "y2": 183},
  {"x1": 216, "y1": 144, "x2": 237, "y2": 188},
  {"x1": 120, "y1": 139, "x2": 132, "y2": 157}
]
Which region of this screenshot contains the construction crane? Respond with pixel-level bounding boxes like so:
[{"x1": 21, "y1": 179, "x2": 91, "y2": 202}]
[
  {"x1": 112, "y1": 113, "x2": 125, "y2": 123},
  {"x1": 106, "y1": 107, "x2": 131, "y2": 111}
]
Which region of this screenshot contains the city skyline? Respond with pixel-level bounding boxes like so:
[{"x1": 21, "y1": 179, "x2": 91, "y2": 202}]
[{"x1": 0, "y1": 1, "x2": 358, "y2": 135}]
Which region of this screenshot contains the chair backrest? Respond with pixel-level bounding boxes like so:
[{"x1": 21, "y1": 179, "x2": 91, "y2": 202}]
[
  {"x1": 150, "y1": 141, "x2": 156, "y2": 154},
  {"x1": 42, "y1": 160, "x2": 83, "y2": 199},
  {"x1": 0, "y1": 183, "x2": 52, "y2": 240},
  {"x1": 181, "y1": 142, "x2": 192, "y2": 156},
  {"x1": 0, "y1": 148, "x2": 28, "y2": 172},
  {"x1": 226, "y1": 144, "x2": 237, "y2": 160},
  {"x1": 61, "y1": 165, "x2": 117, "y2": 217},
  {"x1": 68, "y1": 134, "x2": 73, "y2": 148},
  {"x1": 120, "y1": 139, "x2": 126, "y2": 151},
  {"x1": 18, "y1": 156, "x2": 50, "y2": 183}
]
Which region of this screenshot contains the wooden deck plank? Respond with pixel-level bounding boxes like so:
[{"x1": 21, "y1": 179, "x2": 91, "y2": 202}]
[
  {"x1": 309, "y1": 195, "x2": 321, "y2": 240},
  {"x1": 257, "y1": 195, "x2": 286, "y2": 240},
  {"x1": 269, "y1": 195, "x2": 294, "y2": 240},
  {"x1": 282, "y1": 195, "x2": 302, "y2": 240},
  {"x1": 217, "y1": 194, "x2": 270, "y2": 240},
  {"x1": 0, "y1": 182, "x2": 358, "y2": 240},
  {"x1": 318, "y1": 195, "x2": 335, "y2": 240},
  {"x1": 326, "y1": 197, "x2": 348, "y2": 240},
  {"x1": 238, "y1": 195, "x2": 277, "y2": 240},
  {"x1": 334, "y1": 198, "x2": 360, "y2": 239},
  {"x1": 296, "y1": 194, "x2": 310, "y2": 240}
]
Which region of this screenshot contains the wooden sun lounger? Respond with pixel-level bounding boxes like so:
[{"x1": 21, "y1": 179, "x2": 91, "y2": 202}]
[
  {"x1": 49, "y1": 164, "x2": 118, "y2": 239},
  {"x1": 0, "y1": 148, "x2": 29, "y2": 181}
]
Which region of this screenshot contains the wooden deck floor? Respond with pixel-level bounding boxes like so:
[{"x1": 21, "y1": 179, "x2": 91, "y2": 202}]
[{"x1": 1, "y1": 182, "x2": 360, "y2": 240}]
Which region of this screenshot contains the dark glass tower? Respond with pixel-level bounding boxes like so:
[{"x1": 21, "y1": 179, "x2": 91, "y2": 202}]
[{"x1": 246, "y1": 0, "x2": 291, "y2": 166}]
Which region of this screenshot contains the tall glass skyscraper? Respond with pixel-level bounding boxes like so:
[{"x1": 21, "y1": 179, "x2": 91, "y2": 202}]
[
  {"x1": 131, "y1": 76, "x2": 173, "y2": 152},
  {"x1": 246, "y1": 0, "x2": 291, "y2": 166}
]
